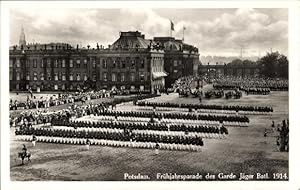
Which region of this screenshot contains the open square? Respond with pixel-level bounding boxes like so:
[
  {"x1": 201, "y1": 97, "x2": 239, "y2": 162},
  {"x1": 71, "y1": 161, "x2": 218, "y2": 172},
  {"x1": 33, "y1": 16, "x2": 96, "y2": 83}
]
[{"x1": 10, "y1": 86, "x2": 288, "y2": 180}]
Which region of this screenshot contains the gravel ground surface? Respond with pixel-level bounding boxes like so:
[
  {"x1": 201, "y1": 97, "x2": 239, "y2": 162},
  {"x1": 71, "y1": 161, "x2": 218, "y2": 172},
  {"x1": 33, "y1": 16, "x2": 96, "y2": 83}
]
[{"x1": 9, "y1": 88, "x2": 288, "y2": 181}]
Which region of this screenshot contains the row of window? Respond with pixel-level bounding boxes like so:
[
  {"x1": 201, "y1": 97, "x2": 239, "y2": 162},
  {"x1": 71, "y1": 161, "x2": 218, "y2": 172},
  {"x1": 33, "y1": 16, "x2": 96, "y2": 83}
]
[
  {"x1": 11, "y1": 72, "x2": 146, "y2": 82},
  {"x1": 10, "y1": 58, "x2": 146, "y2": 69},
  {"x1": 19, "y1": 84, "x2": 147, "y2": 91}
]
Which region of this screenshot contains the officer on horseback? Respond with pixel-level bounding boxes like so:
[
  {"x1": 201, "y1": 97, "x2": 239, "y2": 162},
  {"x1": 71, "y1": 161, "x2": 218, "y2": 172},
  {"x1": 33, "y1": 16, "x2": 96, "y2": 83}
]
[
  {"x1": 19, "y1": 144, "x2": 31, "y2": 165},
  {"x1": 22, "y1": 144, "x2": 27, "y2": 155}
]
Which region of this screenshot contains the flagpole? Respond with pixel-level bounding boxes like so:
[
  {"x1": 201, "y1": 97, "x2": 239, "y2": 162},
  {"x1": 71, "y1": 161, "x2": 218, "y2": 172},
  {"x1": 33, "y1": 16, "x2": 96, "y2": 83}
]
[
  {"x1": 170, "y1": 20, "x2": 173, "y2": 37},
  {"x1": 170, "y1": 28, "x2": 172, "y2": 37},
  {"x1": 182, "y1": 27, "x2": 185, "y2": 41},
  {"x1": 170, "y1": 22, "x2": 172, "y2": 37}
]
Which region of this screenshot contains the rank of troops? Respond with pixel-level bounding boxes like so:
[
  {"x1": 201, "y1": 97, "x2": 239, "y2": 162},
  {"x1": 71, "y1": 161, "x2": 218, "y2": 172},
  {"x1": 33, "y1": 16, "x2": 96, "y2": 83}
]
[
  {"x1": 15, "y1": 121, "x2": 206, "y2": 151},
  {"x1": 242, "y1": 87, "x2": 271, "y2": 95},
  {"x1": 95, "y1": 109, "x2": 250, "y2": 124},
  {"x1": 50, "y1": 119, "x2": 228, "y2": 135},
  {"x1": 136, "y1": 101, "x2": 273, "y2": 113},
  {"x1": 13, "y1": 99, "x2": 234, "y2": 152},
  {"x1": 212, "y1": 77, "x2": 288, "y2": 91}
]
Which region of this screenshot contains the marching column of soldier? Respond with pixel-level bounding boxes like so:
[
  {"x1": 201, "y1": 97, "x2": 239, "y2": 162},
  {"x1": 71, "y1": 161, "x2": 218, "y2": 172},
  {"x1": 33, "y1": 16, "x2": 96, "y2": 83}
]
[{"x1": 136, "y1": 101, "x2": 273, "y2": 113}]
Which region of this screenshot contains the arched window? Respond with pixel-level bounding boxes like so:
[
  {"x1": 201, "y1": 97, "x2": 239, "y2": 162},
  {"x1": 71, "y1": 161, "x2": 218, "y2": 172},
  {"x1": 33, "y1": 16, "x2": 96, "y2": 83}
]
[
  {"x1": 112, "y1": 73, "x2": 116, "y2": 82},
  {"x1": 83, "y1": 73, "x2": 88, "y2": 81},
  {"x1": 62, "y1": 73, "x2": 66, "y2": 81},
  {"x1": 103, "y1": 73, "x2": 107, "y2": 81},
  {"x1": 121, "y1": 73, "x2": 125, "y2": 82},
  {"x1": 40, "y1": 73, "x2": 44, "y2": 81},
  {"x1": 26, "y1": 72, "x2": 30, "y2": 80},
  {"x1": 76, "y1": 73, "x2": 81, "y2": 81},
  {"x1": 33, "y1": 72, "x2": 38, "y2": 81},
  {"x1": 69, "y1": 73, "x2": 73, "y2": 81},
  {"x1": 62, "y1": 59, "x2": 66, "y2": 68},
  {"x1": 16, "y1": 72, "x2": 20, "y2": 81},
  {"x1": 54, "y1": 73, "x2": 59, "y2": 81},
  {"x1": 69, "y1": 59, "x2": 73, "y2": 68}
]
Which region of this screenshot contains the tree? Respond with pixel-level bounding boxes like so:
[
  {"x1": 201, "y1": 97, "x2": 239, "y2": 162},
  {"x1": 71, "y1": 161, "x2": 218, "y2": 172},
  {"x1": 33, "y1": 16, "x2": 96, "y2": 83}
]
[
  {"x1": 258, "y1": 52, "x2": 288, "y2": 78},
  {"x1": 232, "y1": 59, "x2": 243, "y2": 65},
  {"x1": 278, "y1": 55, "x2": 288, "y2": 78},
  {"x1": 242, "y1": 59, "x2": 255, "y2": 66}
]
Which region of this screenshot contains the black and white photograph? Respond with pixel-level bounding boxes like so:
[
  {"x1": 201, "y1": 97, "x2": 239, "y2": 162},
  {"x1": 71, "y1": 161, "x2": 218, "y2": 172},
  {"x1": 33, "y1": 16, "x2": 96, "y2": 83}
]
[{"x1": 1, "y1": 1, "x2": 300, "y2": 190}]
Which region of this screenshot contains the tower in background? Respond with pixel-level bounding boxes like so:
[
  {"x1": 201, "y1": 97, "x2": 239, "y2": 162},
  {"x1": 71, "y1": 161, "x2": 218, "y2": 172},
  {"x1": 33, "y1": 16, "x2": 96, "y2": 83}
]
[{"x1": 19, "y1": 26, "x2": 26, "y2": 47}]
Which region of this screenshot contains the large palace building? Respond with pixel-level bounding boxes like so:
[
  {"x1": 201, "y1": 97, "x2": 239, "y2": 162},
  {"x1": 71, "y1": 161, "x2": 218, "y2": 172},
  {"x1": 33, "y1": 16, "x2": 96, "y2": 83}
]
[{"x1": 9, "y1": 28, "x2": 200, "y2": 93}]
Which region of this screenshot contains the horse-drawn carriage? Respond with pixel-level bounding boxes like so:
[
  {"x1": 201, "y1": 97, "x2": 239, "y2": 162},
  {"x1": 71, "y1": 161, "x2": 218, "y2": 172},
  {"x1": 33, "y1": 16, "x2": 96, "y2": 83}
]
[
  {"x1": 225, "y1": 90, "x2": 242, "y2": 99},
  {"x1": 205, "y1": 90, "x2": 224, "y2": 99}
]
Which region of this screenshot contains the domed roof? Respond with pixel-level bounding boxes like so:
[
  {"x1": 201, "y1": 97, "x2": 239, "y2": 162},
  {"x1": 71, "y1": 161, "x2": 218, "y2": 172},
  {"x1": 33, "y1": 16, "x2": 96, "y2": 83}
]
[{"x1": 110, "y1": 31, "x2": 151, "y2": 50}]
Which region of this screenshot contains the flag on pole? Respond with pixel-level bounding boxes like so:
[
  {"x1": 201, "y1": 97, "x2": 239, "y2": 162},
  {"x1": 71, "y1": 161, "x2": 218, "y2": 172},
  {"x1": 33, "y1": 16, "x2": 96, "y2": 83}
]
[
  {"x1": 182, "y1": 26, "x2": 186, "y2": 41},
  {"x1": 170, "y1": 21, "x2": 175, "y2": 31}
]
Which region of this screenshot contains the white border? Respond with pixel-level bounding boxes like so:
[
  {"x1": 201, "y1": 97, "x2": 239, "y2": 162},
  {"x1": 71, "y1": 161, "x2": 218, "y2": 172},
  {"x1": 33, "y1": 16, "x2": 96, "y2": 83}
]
[{"x1": 1, "y1": 1, "x2": 300, "y2": 190}]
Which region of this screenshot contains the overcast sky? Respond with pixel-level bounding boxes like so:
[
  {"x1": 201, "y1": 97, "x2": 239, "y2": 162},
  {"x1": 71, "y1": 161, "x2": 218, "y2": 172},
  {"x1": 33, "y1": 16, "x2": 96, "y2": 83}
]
[{"x1": 10, "y1": 8, "x2": 288, "y2": 57}]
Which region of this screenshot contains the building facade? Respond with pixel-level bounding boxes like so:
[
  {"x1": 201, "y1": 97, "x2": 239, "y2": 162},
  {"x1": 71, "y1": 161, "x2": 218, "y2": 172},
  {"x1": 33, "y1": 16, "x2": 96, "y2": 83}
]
[
  {"x1": 199, "y1": 63, "x2": 262, "y2": 78},
  {"x1": 153, "y1": 37, "x2": 199, "y2": 88},
  {"x1": 9, "y1": 30, "x2": 200, "y2": 93}
]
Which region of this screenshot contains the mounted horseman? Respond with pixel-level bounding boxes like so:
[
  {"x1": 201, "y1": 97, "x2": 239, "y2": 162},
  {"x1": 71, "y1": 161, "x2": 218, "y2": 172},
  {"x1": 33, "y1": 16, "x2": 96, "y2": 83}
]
[{"x1": 18, "y1": 144, "x2": 31, "y2": 165}]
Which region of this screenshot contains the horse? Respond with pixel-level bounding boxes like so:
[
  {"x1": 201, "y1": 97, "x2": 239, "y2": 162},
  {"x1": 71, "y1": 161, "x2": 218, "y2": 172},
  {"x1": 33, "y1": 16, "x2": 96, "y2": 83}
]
[
  {"x1": 234, "y1": 91, "x2": 242, "y2": 99},
  {"x1": 18, "y1": 152, "x2": 31, "y2": 165},
  {"x1": 225, "y1": 91, "x2": 233, "y2": 99}
]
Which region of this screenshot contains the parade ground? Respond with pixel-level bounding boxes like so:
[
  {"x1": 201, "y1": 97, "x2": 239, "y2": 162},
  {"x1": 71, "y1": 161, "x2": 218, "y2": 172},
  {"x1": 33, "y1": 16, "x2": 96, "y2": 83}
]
[{"x1": 9, "y1": 88, "x2": 288, "y2": 181}]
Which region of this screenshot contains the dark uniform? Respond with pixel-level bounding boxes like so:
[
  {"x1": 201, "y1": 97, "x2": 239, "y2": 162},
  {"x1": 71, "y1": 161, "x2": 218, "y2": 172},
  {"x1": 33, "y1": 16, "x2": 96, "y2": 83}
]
[{"x1": 22, "y1": 144, "x2": 27, "y2": 155}]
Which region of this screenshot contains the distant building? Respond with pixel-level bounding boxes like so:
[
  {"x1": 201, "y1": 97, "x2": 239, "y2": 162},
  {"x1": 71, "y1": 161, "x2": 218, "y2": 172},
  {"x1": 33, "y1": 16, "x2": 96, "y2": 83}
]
[
  {"x1": 9, "y1": 29, "x2": 200, "y2": 93},
  {"x1": 199, "y1": 61, "x2": 262, "y2": 78}
]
